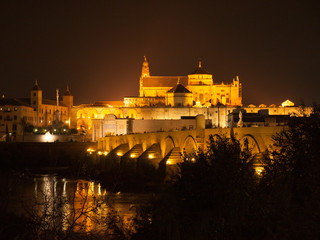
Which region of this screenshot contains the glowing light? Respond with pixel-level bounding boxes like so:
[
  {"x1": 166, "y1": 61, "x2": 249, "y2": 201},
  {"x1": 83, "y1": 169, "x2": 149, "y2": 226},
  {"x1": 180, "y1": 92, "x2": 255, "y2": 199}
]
[
  {"x1": 87, "y1": 148, "x2": 95, "y2": 152},
  {"x1": 98, "y1": 183, "x2": 101, "y2": 195},
  {"x1": 34, "y1": 128, "x2": 38, "y2": 132},
  {"x1": 281, "y1": 99, "x2": 294, "y2": 107},
  {"x1": 97, "y1": 151, "x2": 103, "y2": 155},
  {"x1": 148, "y1": 154, "x2": 154, "y2": 159},
  {"x1": 65, "y1": 120, "x2": 69, "y2": 124},
  {"x1": 255, "y1": 167, "x2": 264, "y2": 176},
  {"x1": 166, "y1": 160, "x2": 172, "y2": 165},
  {"x1": 104, "y1": 151, "x2": 108, "y2": 156},
  {"x1": 117, "y1": 152, "x2": 123, "y2": 156},
  {"x1": 191, "y1": 157, "x2": 195, "y2": 162},
  {"x1": 130, "y1": 154, "x2": 136, "y2": 158},
  {"x1": 43, "y1": 132, "x2": 54, "y2": 142}
]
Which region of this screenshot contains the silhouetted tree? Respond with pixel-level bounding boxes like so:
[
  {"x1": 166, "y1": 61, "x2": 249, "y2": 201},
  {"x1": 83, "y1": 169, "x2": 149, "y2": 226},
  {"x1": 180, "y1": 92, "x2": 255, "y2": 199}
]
[
  {"x1": 259, "y1": 105, "x2": 320, "y2": 239},
  {"x1": 133, "y1": 135, "x2": 257, "y2": 240}
]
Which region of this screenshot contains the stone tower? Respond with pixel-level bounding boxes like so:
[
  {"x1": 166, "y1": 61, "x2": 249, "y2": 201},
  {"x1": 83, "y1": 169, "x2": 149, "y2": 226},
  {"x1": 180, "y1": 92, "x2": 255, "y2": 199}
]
[
  {"x1": 30, "y1": 80, "x2": 42, "y2": 109},
  {"x1": 139, "y1": 56, "x2": 150, "y2": 97},
  {"x1": 30, "y1": 80, "x2": 42, "y2": 127},
  {"x1": 63, "y1": 85, "x2": 73, "y2": 125}
]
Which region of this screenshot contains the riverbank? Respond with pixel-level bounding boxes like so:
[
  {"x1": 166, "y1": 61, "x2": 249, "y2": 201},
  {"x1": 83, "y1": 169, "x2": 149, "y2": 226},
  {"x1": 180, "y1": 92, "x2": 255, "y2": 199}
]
[{"x1": 0, "y1": 142, "x2": 165, "y2": 193}]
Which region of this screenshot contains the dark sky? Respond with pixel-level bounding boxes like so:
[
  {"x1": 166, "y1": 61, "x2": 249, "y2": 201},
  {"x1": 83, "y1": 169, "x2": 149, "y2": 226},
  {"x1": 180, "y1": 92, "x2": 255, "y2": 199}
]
[{"x1": 1, "y1": 0, "x2": 319, "y2": 105}]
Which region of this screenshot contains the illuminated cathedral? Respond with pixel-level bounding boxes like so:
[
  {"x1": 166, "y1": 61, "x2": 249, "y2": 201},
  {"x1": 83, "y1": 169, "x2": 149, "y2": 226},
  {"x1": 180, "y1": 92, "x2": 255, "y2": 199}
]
[
  {"x1": 124, "y1": 56, "x2": 242, "y2": 107},
  {"x1": 72, "y1": 57, "x2": 306, "y2": 140}
]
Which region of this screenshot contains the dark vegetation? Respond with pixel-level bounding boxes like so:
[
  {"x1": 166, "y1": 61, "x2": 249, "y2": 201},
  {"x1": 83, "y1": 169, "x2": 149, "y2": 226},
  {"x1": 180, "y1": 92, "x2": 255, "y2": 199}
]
[
  {"x1": 1, "y1": 107, "x2": 320, "y2": 239},
  {"x1": 131, "y1": 107, "x2": 320, "y2": 240}
]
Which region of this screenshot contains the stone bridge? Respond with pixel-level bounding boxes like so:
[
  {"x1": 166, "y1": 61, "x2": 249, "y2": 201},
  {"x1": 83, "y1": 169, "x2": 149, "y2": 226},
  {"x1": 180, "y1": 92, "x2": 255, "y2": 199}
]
[{"x1": 97, "y1": 119, "x2": 284, "y2": 171}]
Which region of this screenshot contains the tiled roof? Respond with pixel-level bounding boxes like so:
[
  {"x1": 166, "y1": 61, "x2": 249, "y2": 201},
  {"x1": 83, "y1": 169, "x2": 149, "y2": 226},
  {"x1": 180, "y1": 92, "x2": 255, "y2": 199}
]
[
  {"x1": 142, "y1": 76, "x2": 188, "y2": 87},
  {"x1": 0, "y1": 98, "x2": 32, "y2": 107},
  {"x1": 168, "y1": 84, "x2": 191, "y2": 93}
]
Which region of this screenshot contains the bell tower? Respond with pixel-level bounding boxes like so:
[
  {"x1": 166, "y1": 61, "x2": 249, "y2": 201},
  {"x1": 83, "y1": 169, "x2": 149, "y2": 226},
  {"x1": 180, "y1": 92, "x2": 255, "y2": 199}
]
[
  {"x1": 30, "y1": 80, "x2": 42, "y2": 127},
  {"x1": 63, "y1": 85, "x2": 73, "y2": 125},
  {"x1": 140, "y1": 56, "x2": 150, "y2": 97},
  {"x1": 30, "y1": 80, "x2": 42, "y2": 109},
  {"x1": 141, "y1": 56, "x2": 150, "y2": 78}
]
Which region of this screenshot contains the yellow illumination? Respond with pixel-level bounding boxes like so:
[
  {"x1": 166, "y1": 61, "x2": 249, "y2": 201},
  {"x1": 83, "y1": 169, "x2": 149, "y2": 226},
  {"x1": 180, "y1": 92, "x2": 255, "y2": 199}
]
[
  {"x1": 87, "y1": 148, "x2": 95, "y2": 152},
  {"x1": 97, "y1": 151, "x2": 102, "y2": 155},
  {"x1": 104, "y1": 151, "x2": 108, "y2": 156},
  {"x1": 191, "y1": 157, "x2": 195, "y2": 162},
  {"x1": 255, "y1": 167, "x2": 264, "y2": 176},
  {"x1": 117, "y1": 152, "x2": 123, "y2": 156},
  {"x1": 281, "y1": 99, "x2": 294, "y2": 107},
  {"x1": 130, "y1": 154, "x2": 136, "y2": 158},
  {"x1": 43, "y1": 132, "x2": 54, "y2": 142},
  {"x1": 148, "y1": 154, "x2": 154, "y2": 159},
  {"x1": 166, "y1": 160, "x2": 172, "y2": 165}
]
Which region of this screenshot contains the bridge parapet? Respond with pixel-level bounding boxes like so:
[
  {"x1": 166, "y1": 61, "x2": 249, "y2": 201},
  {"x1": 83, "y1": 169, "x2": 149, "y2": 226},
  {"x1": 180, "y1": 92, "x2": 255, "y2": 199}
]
[{"x1": 97, "y1": 126, "x2": 284, "y2": 170}]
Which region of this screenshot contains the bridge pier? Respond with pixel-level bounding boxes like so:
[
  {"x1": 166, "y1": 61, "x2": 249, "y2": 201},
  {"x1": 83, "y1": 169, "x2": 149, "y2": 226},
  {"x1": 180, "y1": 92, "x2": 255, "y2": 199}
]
[{"x1": 96, "y1": 126, "x2": 284, "y2": 177}]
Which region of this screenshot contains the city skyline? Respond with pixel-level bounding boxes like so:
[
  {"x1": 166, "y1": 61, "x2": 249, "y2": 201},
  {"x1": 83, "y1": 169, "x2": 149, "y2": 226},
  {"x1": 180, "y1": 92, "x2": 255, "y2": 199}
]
[{"x1": 1, "y1": 0, "x2": 319, "y2": 105}]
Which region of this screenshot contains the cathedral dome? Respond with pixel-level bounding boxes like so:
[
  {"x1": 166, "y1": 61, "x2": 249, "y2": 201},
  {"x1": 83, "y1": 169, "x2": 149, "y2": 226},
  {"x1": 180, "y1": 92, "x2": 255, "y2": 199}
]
[{"x1": 190, "y1": 60, "x2": 210, "y2": 75}]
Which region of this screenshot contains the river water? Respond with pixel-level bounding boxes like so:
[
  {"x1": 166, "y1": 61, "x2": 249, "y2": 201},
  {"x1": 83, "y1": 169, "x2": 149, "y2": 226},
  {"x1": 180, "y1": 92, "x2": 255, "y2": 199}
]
[{"x1": 1, "y1": 173, "x2": 152, "y2": 234}]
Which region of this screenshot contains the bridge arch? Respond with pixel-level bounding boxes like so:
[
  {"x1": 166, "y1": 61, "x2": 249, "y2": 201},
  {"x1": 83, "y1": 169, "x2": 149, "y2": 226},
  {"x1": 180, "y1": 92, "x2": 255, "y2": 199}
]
[
  {"x1": 240, "y1": 134, "x2": 261, "y2": 154},
  {"x1": 183, "y1": 135, "x2": 197, "y2": 154},
  {"x1": 161, "y1": 136, "x2": 175, "y2": 157},
  {"x1": 211, "y1": 134, "x2": 223, "y2": 141}
]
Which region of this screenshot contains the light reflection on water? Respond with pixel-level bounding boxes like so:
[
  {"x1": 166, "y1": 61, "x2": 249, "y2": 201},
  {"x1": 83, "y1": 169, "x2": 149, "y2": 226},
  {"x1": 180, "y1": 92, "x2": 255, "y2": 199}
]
[{"x1": 3, "y1": 174, "x2": 150, "y2": 234}]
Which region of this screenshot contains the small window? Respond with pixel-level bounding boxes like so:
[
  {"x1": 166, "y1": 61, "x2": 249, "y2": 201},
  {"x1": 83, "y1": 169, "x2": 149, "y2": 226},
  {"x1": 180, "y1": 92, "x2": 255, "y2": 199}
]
[
  {"x1": 34, "y1": 93, "x2": 36, "y2": 96},
  {"x1": 14, "y1": 115, "x2": 17, "y2": 120},
  {"x1": 12, "y1": 124, "x2": 17, "y2": 131},
  {"x1": 0, "y1": 116, "x2": 2, "y2": 120},
  {"x1": 33, "y1": 101, "x2": 36, "y2": 105}
]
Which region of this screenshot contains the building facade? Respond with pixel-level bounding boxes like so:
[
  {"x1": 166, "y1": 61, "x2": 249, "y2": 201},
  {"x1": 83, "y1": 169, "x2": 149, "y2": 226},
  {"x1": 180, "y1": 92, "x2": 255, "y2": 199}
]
[
  {"x1": 0, "y1": 81, "x2": 73, "y2": 139},
  {"x1": 71, "y1": 57, "x2": 309, "y2": 140}
]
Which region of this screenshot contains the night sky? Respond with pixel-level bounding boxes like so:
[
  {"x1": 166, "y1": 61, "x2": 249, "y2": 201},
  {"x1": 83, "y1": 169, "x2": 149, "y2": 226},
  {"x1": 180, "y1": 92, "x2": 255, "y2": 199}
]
[{"x1": 1, "y1": 0, "x2": 319, "y2": 106}]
